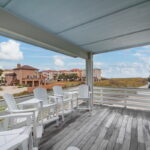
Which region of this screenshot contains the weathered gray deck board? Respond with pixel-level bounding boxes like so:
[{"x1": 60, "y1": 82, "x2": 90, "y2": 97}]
[{"x1": 39, "y1": 106, "x2": 150, "y2": 150}]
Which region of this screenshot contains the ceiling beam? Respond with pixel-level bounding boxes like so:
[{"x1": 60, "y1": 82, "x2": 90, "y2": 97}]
[{"x1": 0, "y1": 8, "x2": 88, "y2": 59}]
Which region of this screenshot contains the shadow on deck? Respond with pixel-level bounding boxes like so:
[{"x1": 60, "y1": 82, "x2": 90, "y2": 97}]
[{"x1": 39, "y1": 105, "x2": 150, "y2": 150}]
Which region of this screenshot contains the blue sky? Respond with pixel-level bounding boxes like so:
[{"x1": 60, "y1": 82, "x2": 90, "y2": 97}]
[{"x1": 0, "y1": 35, "x2": 150, "y2": 78}]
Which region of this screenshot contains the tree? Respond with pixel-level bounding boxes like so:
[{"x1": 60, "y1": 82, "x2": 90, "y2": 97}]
[
  {"x1": 57, "y1": 73, "x2": 79, "y2": 81},
  {"x1": 148, "y1": 76, "x2": 150, "y2": 82},
  {"x1": 58, "y1": 73, "x2": 66, "y2": 81},
  {"x1": 68, "y1": 73, "x2": 78, "y2": 81}
]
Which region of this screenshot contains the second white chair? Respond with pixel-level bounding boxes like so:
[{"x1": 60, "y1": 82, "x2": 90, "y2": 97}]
[
  {"x1": 77, "y1": 84, "x2": 92, "y2": 111},
  {"x1": 53, "y1": 86, "x2": 74, "y2": 121},
  {"x1": 33, "y1": 88, "x2": 59, "y2": 125}
]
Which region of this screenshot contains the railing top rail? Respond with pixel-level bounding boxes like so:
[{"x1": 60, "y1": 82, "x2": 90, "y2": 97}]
[{"x1": 94, "y1": 86, "x2": 150, "y2": 91}]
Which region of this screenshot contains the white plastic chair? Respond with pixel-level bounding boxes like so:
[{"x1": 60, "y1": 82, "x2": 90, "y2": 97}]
[
  {"x1": 3, "y1": 93, "x2": 43, "y2": 141},
  {"x1": 0, "y1": 113, "x2": 37, "y2": 150},
  {"x1": 53, "y1": 86, "x2": 74, "y2": 121},
  {"x1": 77, "y1": 84, "x2": 92, "y2": 111},
  {"x1": 33, "y1": 88, "x2": 59, "y2": 125}
]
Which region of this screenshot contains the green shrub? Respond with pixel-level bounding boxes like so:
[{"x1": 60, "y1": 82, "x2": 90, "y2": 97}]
[
  {"x1": 63, "y1": 82, "x2": 83, "y2": 88},
  {"x1": 17, "y1": 84, "x2": 27, "y2": 88},
  {"x1": 0, "y1": 87, "x2": 3, "y2": 91},
  {"x1": 0, "y1": 106, "x2": 5, "y2": 112},
  {"x1": 13, "y1": 91, "x2": 31, "y2": 97}
]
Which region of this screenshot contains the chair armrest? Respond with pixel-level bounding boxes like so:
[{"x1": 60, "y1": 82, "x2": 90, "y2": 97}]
[
  {"x1": 64, "y1": 91, "x2": 78, "y2": 95},
  {"x1": 0, "y1": 112, "x2": 33, "y2": 119},
  {"x1": 43, "y1": 103, "x2": 57, "y2": 108},
  {"x1": 10, "y1": 108, "x2": 37, "y2": 113}
]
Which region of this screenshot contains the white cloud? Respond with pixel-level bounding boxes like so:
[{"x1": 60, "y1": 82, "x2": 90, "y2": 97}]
[
  {"x1": 53, "y1": 55, "x2": 64, "y2": 67},
  {"x1": 98, "y1": 46, "x2": 150, "y2": 78},
  {"x1": 96, "y1": 61, "x2": 150, "y2": 78},
  {"x1": 94, "y1": 62, "x2": 103, "y2": 68},
  {"x1": 0, "y1": 40, "x2": 23, "y2": 60}
]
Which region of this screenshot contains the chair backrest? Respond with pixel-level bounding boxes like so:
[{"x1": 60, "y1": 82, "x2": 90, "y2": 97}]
[
  {"x1": 78, "y1": 84, "x2": 89, "y2": 98},
  {"x1": 53, "y1": 86, "x2": 63, "y2": 96},
  {"x1": 33, "y1": 88, "x2": 48, "y2": 105},
  {"x1": 3, "y1": 93, "x2": 18, "y2": 112}
]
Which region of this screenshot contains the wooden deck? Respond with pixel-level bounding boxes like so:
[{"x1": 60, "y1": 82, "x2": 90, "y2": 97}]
[{"x1": 39, "y1": 106, "x2": 150, "y2": 150}]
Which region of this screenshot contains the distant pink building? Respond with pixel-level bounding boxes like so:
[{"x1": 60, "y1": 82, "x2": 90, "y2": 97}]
[
  {"x1": 41, "y1": 68, "x2": 101, "y2": 81},
  {"x1": 5, "y1": 64, "x2": 46, "y2": 87}
]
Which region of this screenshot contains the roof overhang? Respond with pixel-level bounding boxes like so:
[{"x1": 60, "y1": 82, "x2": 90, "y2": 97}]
[
  {"x1": 0, "y1": 8, "x2": 88, "y2": 59},
  {"x1": 0, "y1": 0, "x2": 150, "y2": 58}
]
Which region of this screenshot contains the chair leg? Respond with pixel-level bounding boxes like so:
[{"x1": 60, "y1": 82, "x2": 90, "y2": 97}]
[
  {"x1": 61, "y1": 102, "x2": 65, "y2": 122},
  {"x1": 19, "y1": 139, "x2": 28, "y2": 150},
  {"x1": 71, "y1": 100, "x2": 73, "y2": 110},
  {"x1": 62, "y1": 113, "x2": 64, "y2": 122},
  {"x1": 77, "y1": 99, "x2": 79, "y2": 109},
  {"x1": 88, "y1": 100, "x2": 91, "y2": 110},
  {"x1": 56, "y1": 119, "x2": 59, "y2": 126}
]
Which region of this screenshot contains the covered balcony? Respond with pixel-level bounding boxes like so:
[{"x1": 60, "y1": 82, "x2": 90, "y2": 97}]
[{"x1": 0, "y1": 0, "x2": 150, "y2": 150}]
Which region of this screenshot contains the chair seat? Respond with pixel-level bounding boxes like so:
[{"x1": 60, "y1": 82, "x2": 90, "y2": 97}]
[{"x1": 0, "y1": 127, "x2": 31, "y2": 150}]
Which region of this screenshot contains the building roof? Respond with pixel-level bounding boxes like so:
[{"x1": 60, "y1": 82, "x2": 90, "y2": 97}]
[
  {"x1": 42, "y1": 70, "x2": 57, "y2": 73},
  {"x1": 70, "y1": 69, "x2": 82, "y2": 72},
  {"x1": 13, "y1": 65, "x2": 38, "y2": 70},
  {"x1": 59, "y1": 70, "x2": 69, "y2": 72}
]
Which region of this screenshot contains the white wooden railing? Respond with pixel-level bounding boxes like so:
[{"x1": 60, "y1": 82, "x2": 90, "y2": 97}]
[
  {"x1": 93, "y1": 87, "x2": 150, "y2": 110},
  {"x1": 1, "y1": 86, "x2": 150, "y2": 114}
]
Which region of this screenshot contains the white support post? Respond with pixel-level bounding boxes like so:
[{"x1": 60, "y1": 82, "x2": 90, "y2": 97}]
[{"x1": 86, "y1": 52, "x2": 93, "y2": 110}]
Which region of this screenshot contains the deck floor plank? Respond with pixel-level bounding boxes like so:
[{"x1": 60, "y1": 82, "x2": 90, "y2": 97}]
[{"x1": 39, "y1": 106, "x2": 150, "y2": 150}]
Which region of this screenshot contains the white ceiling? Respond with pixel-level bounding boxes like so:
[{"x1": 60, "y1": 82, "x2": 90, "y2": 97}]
[{"x1": 0, "y1": 0, "x2": 150, "y2": 58}]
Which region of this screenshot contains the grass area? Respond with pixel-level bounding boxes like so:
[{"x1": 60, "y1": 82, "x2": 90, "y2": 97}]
[
  {"x1": 0, "y1": 91, "x2": 31, "y2": 100},
  {"x1": 62, "y1": 81, "x2": 84, "y2": 88},
  {"x1": 13, "y1": 91, "x2": 31, "y2": 97},
  {"x1": 94, "y1": 78, "x2": 147, "y2": 88},
  {"x1": 0, "y1": 87, "x2": 3, "y2": 91},
  {"x1": 47, "y1": 81, "x2": 83, "y2": 91},
  {"x1": 0, "y1": 106, "x2": 5, "y2": 112}
]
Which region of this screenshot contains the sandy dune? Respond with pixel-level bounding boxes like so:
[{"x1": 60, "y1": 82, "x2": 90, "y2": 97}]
[{"x1": 0, "y1": 86, "x2": 27, "y2": 96}]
